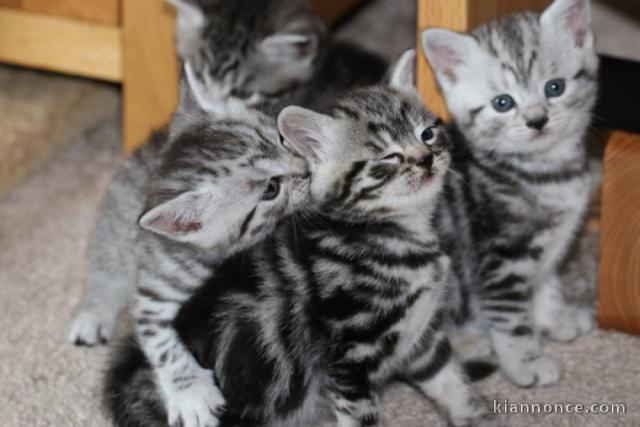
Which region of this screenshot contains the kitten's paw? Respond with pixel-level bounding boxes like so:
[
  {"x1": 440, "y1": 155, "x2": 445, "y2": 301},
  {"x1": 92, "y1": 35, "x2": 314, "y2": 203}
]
[
  {"x1": 501, "y1": 354, "x2": 560, "y2": 388},
  {"x1": 449, "y1": 395, "x2": 504, "y2": 427},
  {"x1": 66, "y1": 306, "x2": 117, "y2": 346},
  {"x1": 166, "y1": 368, "x2": 225, "y2": 427},
  {"x1": 541, "y1": 306, "x2": 594, "y2": 343}
]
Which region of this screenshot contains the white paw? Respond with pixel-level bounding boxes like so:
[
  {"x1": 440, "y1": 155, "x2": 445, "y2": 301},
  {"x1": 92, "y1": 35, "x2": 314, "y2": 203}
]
[
  {"x1": 165, "y1": 368, "x2": 225, "y2": 427},
  {"x1": 502, "y1": 354, "x2": 560, "y2": 388},
  {"x1": 541, "y1": 306, "x2": 594, "y2": 342},
  {"x1": 449, "y1": 395, "x2": 504, "y2": 427},
  {"x1": 66, "y1": 306, "x2": 118, "y2": 346}
]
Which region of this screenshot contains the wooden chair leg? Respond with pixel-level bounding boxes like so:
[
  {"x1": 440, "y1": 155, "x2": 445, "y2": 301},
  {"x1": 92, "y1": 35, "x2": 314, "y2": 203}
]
[
  {"x1": 598, "y1": 132, "x2": 640, "y2": 334},
  {"x1": 122, "y1": 0, "x2": 178, "y2": 153},
  {"x1": 416, "y1": 0, "x2": 550, "y2": 119}
]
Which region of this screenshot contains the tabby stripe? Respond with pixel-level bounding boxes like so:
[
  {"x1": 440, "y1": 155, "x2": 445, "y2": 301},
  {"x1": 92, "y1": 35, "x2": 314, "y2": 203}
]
[
  {"x1": 239, "y1": 207, "x2": 257, "y2": 238},
  {"x1": 482, "y1": 304, "x2": 525, "y2": 313},
  {"x1": 138, "y1": 286, "x2": 182, "y2": 304},
  {"x1": 482, "y1": 274, "x2": 524, "y2": 293},
  {"x1": 410, "y1": 338, "x2": 452, "y2": 382},
  {"x1": 333, "y1": 161, "x2": 367, "y2": 205}
]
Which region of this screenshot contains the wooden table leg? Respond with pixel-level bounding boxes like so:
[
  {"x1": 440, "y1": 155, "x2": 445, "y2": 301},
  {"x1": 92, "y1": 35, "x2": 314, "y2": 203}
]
[
  {"x1": 598, "y1": 132, "x2": 640, "y2": 334},
  {"x1": 416, "y1": 0, "x2": 550, "y2": 119},
  {"x1": 122, "y1": 0, "x2": 178, "y2": 153}
]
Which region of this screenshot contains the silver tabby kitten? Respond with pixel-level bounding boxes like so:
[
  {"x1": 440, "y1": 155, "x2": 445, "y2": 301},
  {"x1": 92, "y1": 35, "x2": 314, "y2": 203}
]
[
  {"x1": 104, "y1": 51, "x2": 498, "y2": 427},
  {"x1": 422, "y1": 0, "x2": 598, "y2": 387},
  {"x1": 97, "y1": 66, "x2": 309, "y2": 427},
  {"x1": 171, "y1": 0, "x2": 387, "y2": 111},
  {"x1": 67, "y1": 0, "x2": 328, "y2": 347},
  {"x1": 170, "y1": 0, "x2": 324, "y2": 107}
]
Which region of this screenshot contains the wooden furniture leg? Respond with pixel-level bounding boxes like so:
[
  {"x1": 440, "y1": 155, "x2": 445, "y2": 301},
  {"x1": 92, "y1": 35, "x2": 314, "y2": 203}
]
[
  {"x1": 122, "y1": 0, "x2": 178, "y2": 153},
  {"x1": 598, "y1": 132, "x2": 640, "y2": 334},
  {"x1": 416, "y1": 0, "x2": 550, "y2": 119}
]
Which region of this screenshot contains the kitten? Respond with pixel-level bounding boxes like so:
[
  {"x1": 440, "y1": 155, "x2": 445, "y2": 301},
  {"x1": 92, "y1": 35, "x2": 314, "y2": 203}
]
[
  {"x1": 66, "y1": 0, "x2": 329, "y2": 346},
  {"x1": 170, "y1": 0, "x2": 388, "y2": 112},
  {"x1": 421, "y1": 0, "x2": 598, "y2": 387},
  {"x1": 104, "y1": 51, "x2": 497, "y2": 427},
  {"x1": 169, "y1": 0, "x2": 325, "y2": 109}
]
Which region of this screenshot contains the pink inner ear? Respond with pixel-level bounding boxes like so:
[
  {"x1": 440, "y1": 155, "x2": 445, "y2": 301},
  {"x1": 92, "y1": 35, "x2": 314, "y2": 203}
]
[
  {"x1": 431, "y1": 43, "x2": 463, "y2": 83},
  {"x1": 147, "y1": 213, "x2": 202, "y2": 235},
  {"x1": 567, "y1": 3, "x2": 588, "y2": 47}
]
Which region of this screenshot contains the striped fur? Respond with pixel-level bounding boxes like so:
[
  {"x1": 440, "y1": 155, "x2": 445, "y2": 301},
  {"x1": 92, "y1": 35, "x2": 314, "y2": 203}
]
[
  {"x1": 104, "y1": 53, "x2": 498, "y2": 427},
  {"x1": 67, "y1": 0, "x2": 385, "y2": 349},
  {"x1": 171, "y1": 0, "x2": 387, "y2": 113},
  {"x1": 68, "y1": 73, "x2": 310, "y2": 427},
  {"x1": 422, "y1": 0, "x2": 598, "y2": 387}
]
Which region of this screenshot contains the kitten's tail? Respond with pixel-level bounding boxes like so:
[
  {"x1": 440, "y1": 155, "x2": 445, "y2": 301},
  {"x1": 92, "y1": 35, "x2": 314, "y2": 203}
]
[{"x1": 102, "y1": 336, "x2": 167, "y2": 427}]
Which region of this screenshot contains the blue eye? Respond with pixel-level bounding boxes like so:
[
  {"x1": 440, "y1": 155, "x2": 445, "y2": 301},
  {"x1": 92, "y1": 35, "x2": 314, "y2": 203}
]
[
  {"x1": 491, "y1": 94, "x2": 515, "y2": 113},
  {"x1": 261, "y1": 177, "x2": 280, "y2": 201},
  {"x1": 545, "y1": 78, "x2": 565, "y2": 98}
]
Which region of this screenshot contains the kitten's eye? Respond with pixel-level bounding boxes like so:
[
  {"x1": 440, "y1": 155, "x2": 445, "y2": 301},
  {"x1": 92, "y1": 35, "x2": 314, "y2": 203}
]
[
  {"x1": 381, "y1": 153, "x2": 403, "y2": 162},
  {"x1": 544, "y1": 79, "x2": 566, "y2": 98},
  {"x1": 492, "y1": 94, "x2": 515, "y2": 112},
  {"x1": 261, "y1": 177, "x2": 281, "y2": 201},
  {"x1": 230, "y1": 88, "x2": 252, "y2": 99},
  {"x1": 421, "y1": 128, "x2": 435, "y2": 144}
]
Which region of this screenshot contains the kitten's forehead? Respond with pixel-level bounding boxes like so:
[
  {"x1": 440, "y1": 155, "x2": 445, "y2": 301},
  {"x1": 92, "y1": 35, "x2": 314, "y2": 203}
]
[
  {"x1": 332, "y1": 87, "x2": 434, "y2": 144},
  {"x1": 472, "y1": 12, "x2": 543, "y2": 86}
]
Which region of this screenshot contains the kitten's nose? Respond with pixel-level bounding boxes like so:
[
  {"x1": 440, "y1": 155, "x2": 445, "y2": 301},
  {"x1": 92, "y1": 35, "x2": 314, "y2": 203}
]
[
  {"x1": 418, "y1": 154, "x2": 434, "y2": 172},
  {"x1": 526, "y1": 116, "x2": 549, "y2": 131}
]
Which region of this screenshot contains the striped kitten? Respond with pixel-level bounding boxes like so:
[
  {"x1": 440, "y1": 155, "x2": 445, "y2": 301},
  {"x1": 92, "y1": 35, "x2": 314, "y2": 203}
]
[
  {"x1": 68, "y1": 0, "x2": 386, "y2": 348},
  {"x1": 104, "y1": 51, "x2": 497, "y2": 427},
  {"x1": 422, "y1": 0, "x2": 598, "y2": 386},
  {"x1": 169, "y1": 0, "x2": 387, "y2": 112}
]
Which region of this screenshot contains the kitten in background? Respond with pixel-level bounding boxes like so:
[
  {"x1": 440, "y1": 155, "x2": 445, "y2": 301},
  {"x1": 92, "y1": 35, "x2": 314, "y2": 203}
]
[
  {"x1": 104, "y1": 51, "x2": 498, "y2": 427},
  {"x1": 171, "y1": 0, "x2": 388, "y2": 112},
  {"x1": 422, "y1": 0, "x2": 598, "y2": 387}
]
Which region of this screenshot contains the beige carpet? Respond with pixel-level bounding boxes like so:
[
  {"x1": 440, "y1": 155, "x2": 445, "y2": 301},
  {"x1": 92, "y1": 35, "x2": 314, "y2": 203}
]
[
  {"x1": 0, "y1": 65, "x2": 119, "y2": 197},
  {"x1": 1, "y1": 0, "x2": 639, "y2": 426}
]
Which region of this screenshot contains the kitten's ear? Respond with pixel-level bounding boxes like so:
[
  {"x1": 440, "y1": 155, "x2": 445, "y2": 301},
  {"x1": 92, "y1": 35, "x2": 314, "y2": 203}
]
[
  {"x1": 182, "y1": 61, "x2": 218, "y2": 112},
  {"x1": 541, "y1": 0, "x2": 592, "y2": 48},
  {"x1": 166, "y1": 0, "x2": 205, "y2": 57},
  {"x1": 260, "y1": 32, "x2": 319, "y2": 63},
  {"x1": 277, "y1": 106, "x2": 331, "y2": 159},
  {"x1": 421, "y1": 28, "x2": 478, "y2": 85},
  {"x1": 388, "y1": 49, "x2": 416, "y2": 91},
  {"x1": 139, "y1": 188, "x2": 243, "y2": 247}
]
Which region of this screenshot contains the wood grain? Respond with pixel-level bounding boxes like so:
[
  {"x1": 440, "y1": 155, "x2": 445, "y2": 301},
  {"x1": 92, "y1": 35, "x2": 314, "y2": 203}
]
[
  {"x1": 21, "y1": 0, "x2": 119, "y2": 25},
  {"x1": 598, "y1": 132, "x2": 640, "y2": 334},
  {"x1": 417, "y1": 0, "x2": 550, "y2": 119},
  {"x1": 122, "y1": 0, "x2": 178, "y2": 152},
  {"x1": 0, "y1": 7, "x2": 121, "y2": 81}
]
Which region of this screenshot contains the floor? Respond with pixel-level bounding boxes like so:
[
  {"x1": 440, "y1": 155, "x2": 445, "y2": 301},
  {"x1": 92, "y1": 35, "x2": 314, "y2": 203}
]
[{"x1": 0, "y1": 0, "x2": 639, "y2": 426}]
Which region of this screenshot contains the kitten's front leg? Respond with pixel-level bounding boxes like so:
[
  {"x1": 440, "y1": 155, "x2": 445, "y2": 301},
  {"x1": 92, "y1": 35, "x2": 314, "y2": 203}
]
[
  {"x1": 479, "y1": 270, "x2": 560, "y2": 387},
  {"x1": 134, "y1": 291, "x2": 225, "y2": 427},
  {"x1": 406, "y1": 338, "x2": 500, "y2": 427},
  {"x1": 533, "y1": 273, "x2": 594, "y2": 342},
  {"x1": 328, "y1": 365, "x2": 380, "y2": 427}
]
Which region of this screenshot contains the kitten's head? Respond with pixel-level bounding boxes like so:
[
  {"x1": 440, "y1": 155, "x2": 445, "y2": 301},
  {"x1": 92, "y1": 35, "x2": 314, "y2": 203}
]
[
  {"x1": 169, "y1": 0, "x2": 325, "y2": 106},
  {"x1": 277, "y1": 50, "x2": 450, "y2": 222},
  {"x1": 138, "y1": 64, "x2": 309, "y2": 253},
  {"x1": 422, "y1": 0, "x2": 598, "y2": 155}
]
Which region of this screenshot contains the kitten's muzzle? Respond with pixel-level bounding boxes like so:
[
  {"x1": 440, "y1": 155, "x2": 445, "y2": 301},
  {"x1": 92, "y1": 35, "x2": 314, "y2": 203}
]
[
  {"x1": 526, "y1": 116, "x2": 549, "y2": 131},
  {"x1": 418, "y1": 154, "x2": 434, "y2": 172}
]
